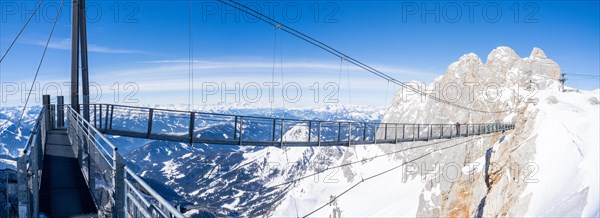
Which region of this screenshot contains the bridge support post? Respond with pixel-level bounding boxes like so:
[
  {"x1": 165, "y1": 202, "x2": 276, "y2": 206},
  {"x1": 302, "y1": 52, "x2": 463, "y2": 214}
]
[
  {"x1": 427, "y1": 124, "x2": 431, "y2": 141},
  {"x1": 57, "y1": 96, "x2": 65, "y2": 127},
  {"x1": 109, "y1": 105, "x2": 114, "y2": 129},
  {"x1": 402, "y1": 124, "x2": 405, "y2": 140},
  {"x1": 17, "y1": 155, "x2": 30, "y2": 218},
  {"x1": 363, "y1": 123, "x2": 367, "y2": 142},
  {"x1": 394, "y1": 123, "x2": 398, "y2": 144},
  {"x1": 347, "y1": 123, "x2": 352, "y2": 146},
  {"x1": 112, "y1": 149, "x2": 125, "y2": 218},
  {"x1": 308, "y1": 121, "x2": 312, "y2": 142},
  {"x1": 384, "y1": 123, "x2": 388, "y2": 141},
  {"x1": 337, "y1": 122, "x2": 341, "y2": 142},
  {"x1": 272, "y1": 119, "x2": 276, "y2": 142},
  {"x1": 104, "y1": 105, "x2": 110, "y2": 129},
  {"x1": 317, "y1": 122, "x2": 321, "y2": 146},
  {"x1": 412, "y1": 124, "x2": 415, "y2": 141},
  {"x1": 147, "y1": 109, "x2": 154, "y2": 138},
  {"x1": 279, "y1": 119, "x2": 285, "y2": 147},
  {"x1": 43, "y1": 95, "x2": 51, "y2": 130},
  {"x1": 93, "y1": 104, "x2": 97, "y2": 128},
  {"x1": 280, "y1": 119, "x2": 285, "y2": 147},
  {"x1": 189, "y1": 112, "x2": 195, "y2": 144},
  {"x1": 373, "y1": 125, "x2": 377, "y2": 144},
  {"x1": 239, "y1": 117, "x2": 244, "y2": 146},
  {"x1": 233, "y1": 116, "x2": 238, "y2": 141},
  {"x1": 86, "y1": 127, "x2": 94, "y2": 202},
  {"x1": 98, "y1": 105, "x2": 102, "y2": 129}
]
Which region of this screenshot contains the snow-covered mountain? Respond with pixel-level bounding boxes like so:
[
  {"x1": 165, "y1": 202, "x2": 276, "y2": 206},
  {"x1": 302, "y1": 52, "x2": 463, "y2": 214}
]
[
  {"x1": 0, "y1": 106, "x2": 39, "y2": 158},
  {"x1": 0, "y1": 103, "x2": 386, "y2": 217},
  {"x1": 1, "y1": 46, "x2": 598, "y2": 217},
  {"x1": 269, "y1": 47, "x2": 599, "y2": 217},
  {"x1": 118, "y1": 105, "x2": 385, "y2": 217}
]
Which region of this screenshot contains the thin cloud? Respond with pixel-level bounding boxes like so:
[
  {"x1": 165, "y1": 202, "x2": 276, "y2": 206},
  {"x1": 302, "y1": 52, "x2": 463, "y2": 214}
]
[
  {"x1": 132, "y1": 58, "x2": 439, "y2": 79},
  {"x1": 87, "y1": 58, "x2": 440, "y2": 93},
  {"x1": 27, "y1": 38, "x2": 147, "y2": 54}
]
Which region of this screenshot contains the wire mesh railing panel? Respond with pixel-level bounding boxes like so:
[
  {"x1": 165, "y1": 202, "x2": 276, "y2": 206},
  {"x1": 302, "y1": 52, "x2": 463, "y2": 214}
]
[
  {"x1": 125, "y1": 167, "x2": 184, "y2": 218},
  {"x1": 347, "y1": 123, "x2": 366, "y2": 142},
  {"x1": 194, "y1": 113, "x2": 236, "y2": 140},
  {"x1": 85, "y1": 104, "x2": 515, "y2": 147},
  {"x1": 17, "y1": 108, "x2": 45, "y2": 218},
  {"x1": 68, "y1": 106, "x2": 118, "y2": 217},
  {"x1": 238, "y1": 117, "x2": 278, "y2": 142},
  {"x1": 110, "y1": 105, "x2": 150, "y2": 133},
  {"x1": 151, "y1": 110, "x2": 191, "y2": 137},
  {"x1": 67, "y1": 104, "x2": 185, "y2": 217},
  {"x1": 316, "y1": 122, "x2": 339, "y2": 143},
  {"x1": 279, "y1": 120, "x2": 309, "y2": 143}
]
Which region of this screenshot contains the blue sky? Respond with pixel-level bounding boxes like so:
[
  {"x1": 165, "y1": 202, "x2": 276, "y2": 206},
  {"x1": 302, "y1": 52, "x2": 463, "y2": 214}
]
[{"x1": 1, "y1": 0, "x2": 599, "y2": 107}]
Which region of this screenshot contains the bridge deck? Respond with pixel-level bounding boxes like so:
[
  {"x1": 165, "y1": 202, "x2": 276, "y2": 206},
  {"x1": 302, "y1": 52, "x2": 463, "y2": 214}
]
[{"x1": 39, "y1": 129, "x2": 97, "y2": 217}]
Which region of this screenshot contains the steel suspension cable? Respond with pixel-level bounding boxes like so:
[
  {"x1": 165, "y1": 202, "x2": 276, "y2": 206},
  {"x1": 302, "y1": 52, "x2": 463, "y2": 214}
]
[
  {"x1": 346, "y1": 59, "x2": 352, "y2": 105},
  {"x1": 384, "y1": 80, "x2": 390, "y2": 106},
  {"x1": 0, "y1": 0, "x2": 46, "y2": 63},
  {"x1": 188, "y1": 0, "x2": 194, "y2": 111},
  {"x1": 270, "y1": 27, "x2": 278, "y2": 116},
  {"x1": 216, "y1": 0, "x2": 512, "y2": 114},
  {"x1": 568, "y1": 73, "x2": 600, "y2": 78},
  {"x1": 302, "y1": 133, "x2": 500, "y2": 217},
  {"x1": 18, "y1": 0, "x2": 65, "y2": 126}
]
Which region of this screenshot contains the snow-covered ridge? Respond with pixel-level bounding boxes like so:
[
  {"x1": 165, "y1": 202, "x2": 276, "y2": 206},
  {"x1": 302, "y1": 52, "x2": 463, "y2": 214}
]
[{"x1": 271, "y1": 46, "x2": 599, "y2": 217}]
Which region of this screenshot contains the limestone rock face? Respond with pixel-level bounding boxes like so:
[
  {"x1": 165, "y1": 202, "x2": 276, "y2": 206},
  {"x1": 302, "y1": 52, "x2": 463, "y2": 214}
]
[
  {"x1": 383, "y1": 46, "x2": 561, "y2": 127},
  {"x1": 530, "y1": 47, "x2": 547, "y2": 59},
  {"x1": 378, "y1": 47, "x2": 581, "y2": 217},
  {"x1": 270, "y1": 46, "x2": 596, "y2": 218}
]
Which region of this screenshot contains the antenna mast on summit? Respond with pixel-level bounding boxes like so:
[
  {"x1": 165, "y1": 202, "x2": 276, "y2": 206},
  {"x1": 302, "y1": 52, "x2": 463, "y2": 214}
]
[{"x1": 71, "y1": 0, "x2": 90, "y2": 120}]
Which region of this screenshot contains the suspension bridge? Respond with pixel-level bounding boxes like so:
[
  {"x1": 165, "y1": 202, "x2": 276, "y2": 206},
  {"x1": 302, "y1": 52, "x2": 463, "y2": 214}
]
[{"x1": 5, "y1": 0, "x2": 517, "y2": 217}]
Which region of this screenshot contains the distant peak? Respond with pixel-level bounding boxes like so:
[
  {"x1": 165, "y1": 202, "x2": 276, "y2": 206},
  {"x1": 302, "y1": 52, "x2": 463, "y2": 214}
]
[
  {"x1": 458, "y1": 53, "x2": 482, "y2": 63},
  {"x1": 530, "y1": 47, "x2": 547, "y2": 59},
  {"x1": 486, "y1": 46, "x2": 520, "y2": 64}
]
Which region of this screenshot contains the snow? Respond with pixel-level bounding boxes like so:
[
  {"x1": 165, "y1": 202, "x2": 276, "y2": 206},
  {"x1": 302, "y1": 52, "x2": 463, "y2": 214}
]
[
  {"x1": 161, "y1": 160, "x2": 186, "y2": 182},
  {"x1": 2, "y1": 47, "x2": 596, "y2": 217},
  {"x1": 523, "y1": 90, "x2": 600, "y2": 217},
  {"x1": 143, "y1": 153, "x2": 151, "y2": 161},
  {"x1": 270, "y1": 47, "x2": 599, "y2": 217},
  {"x1": 272, "y1": 143, "x2": 432, "y2": 217}
]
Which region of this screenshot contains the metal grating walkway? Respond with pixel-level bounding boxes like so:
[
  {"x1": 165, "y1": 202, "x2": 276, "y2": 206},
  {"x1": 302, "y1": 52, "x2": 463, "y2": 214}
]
[{"x1": 38, "y1": 129, "x2": 97, "y2": 217}]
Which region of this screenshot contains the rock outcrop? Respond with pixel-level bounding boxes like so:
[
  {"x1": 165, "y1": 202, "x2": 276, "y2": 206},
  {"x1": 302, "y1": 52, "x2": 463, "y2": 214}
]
[{"x1": 378, "y1": 46, "x2": 586, "y2": 217}]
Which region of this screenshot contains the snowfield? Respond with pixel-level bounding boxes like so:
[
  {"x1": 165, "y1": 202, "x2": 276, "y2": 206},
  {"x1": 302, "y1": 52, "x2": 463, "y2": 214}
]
[
  {"x1": 523, "y1": 89, "x2": 599, "y2": 217},
  {"x1": 270, "y1": 47, "x2": 599, "y2": 217}
]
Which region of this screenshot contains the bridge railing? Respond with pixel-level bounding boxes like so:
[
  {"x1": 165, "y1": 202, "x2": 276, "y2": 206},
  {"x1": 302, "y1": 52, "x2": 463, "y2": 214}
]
[
  {"x1": 66, "y1": 104, "x2": 185, "y2": 218},
  {"x1": 124, "y1": 167, "x2": 185, "y2": 218},
  {"x1": 81, "y1": 104, "x2": 515, "y2": 147},
  {"x1": 17, "y1": 106, "x2": 47, "y2": 218},
  {"x1": 67, "y1": 105, "x2": 124, "y2": 216}
]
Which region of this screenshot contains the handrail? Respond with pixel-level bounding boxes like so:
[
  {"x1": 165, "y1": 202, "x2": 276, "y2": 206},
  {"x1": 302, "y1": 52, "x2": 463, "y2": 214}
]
[
  {"x1": 67, "y1": 105, "x2": 117, "y2": 150},
  {"x1": 21, "y1": 109, "x2": 45, "y2": 154},
  {"x1": 125, "y1": 167, "x2": 185, "y2": 218},
  {"x1": 17, "y1": 100, "x2": 514, "y2": 218},
  {"x1": 66, "y1": 104, "x2": 185, "y2": 218},
  {"x1": 86, "y1": 103, "x2": 516, "y2": 147},
  {"x1": 17, "y1": 106, "x2": 47, "y2": 218},
  {"x1": 92, "y1": 103, "x2": 474, "y2": 125}
]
